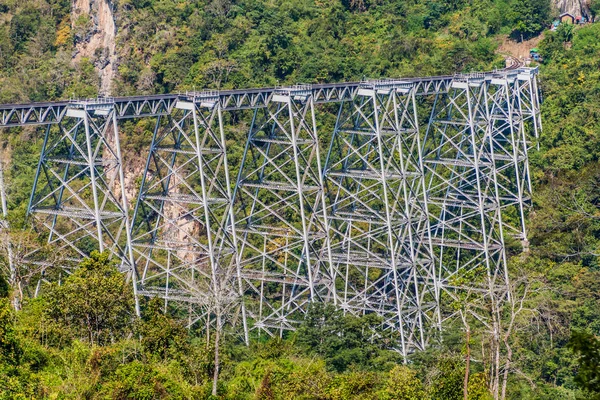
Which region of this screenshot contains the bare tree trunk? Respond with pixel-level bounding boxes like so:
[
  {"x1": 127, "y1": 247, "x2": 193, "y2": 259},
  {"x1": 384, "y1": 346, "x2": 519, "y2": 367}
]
[
  {"x1": 0, "y1": 158, "x2": 16, "y2": 309},
  {"x1": 501, "y1": 278, "x2": 529, "y2": 400},
  {"x1": 212, "y1": 308, "x2": 221, "y2": 397},
  {"x1": 464, "y1": 323, "x2": 471, "y2": 400},
  {"x1": 501, "y1": 341, "x2": 512, "y2": 400},
  {"x1": 206, "y1": 313, "x2": 211, "y2": 350},
  {"x1": 490, "y1": 296, "x2": 501, "y2": 400}
]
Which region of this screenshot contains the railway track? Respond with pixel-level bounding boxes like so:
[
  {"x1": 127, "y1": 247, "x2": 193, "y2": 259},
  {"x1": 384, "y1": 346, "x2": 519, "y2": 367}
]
[{"x1": 505, "y1": 56, "x2": 524, "y2": 70}]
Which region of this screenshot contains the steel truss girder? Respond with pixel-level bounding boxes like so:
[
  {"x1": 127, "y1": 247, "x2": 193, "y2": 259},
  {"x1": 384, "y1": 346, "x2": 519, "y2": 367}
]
[
  {"x1": 3, "y1": 68, "x2": 543, "y2": 128},
  {"x1": 17, "y1": 68, "x2": 541, "y2": 357}
]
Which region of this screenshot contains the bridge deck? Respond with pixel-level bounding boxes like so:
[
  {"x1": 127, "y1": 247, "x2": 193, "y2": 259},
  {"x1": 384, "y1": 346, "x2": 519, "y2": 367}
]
[{"x1": 0, "y1": 68, "x2": 538, "y2": 127}]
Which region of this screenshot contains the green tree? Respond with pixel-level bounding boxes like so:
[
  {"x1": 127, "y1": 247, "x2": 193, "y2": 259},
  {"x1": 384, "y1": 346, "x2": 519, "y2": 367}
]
[
  {"x1": 104, "y1": 361, "x2": 181, "y2": 399},
  {"x1": 509, "y1": 0, "x2": 551, "y2": 41},
  {"x1": 569, "y1": 330, "x2": 600, "y2": 398},
  {"x1": 429, "y1": 357, "x2": 465, "y2": 400},
  {"x1": 0, "y1": 298, "x2": 19, "y2": 365},
  {"x1": 137, "y1": 297, "x2": 189, "y2": 361},
  {"x1": 0, "y1": 274, "x2": 8, "y2": 299},
  {"x1": 297, "y1": 303, "x2": 399, "y2": 372},
  {"x1": 590, "y1": 0, "x2": 600, "y2": 22},
  {"x1": 0, "y1": 297, "x2": 39, "y2": 399},
  {"x1": 9, "y1": 7, "x2": 41, "y2": 51},
  {"x1": 556, "y1": 22, "x2": 575, "y2": 43},
  {"x1": 44, "y1": 251, "x2": 135, "y2": 346},
  {"x1": 381, "y1": 365, "x2": 425, "y2": 400}
]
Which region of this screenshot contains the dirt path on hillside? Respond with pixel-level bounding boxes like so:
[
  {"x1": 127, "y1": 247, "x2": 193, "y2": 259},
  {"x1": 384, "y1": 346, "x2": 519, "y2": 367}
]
[{"x1": 496, "y1": 34, "x2": 545, "y2": 63}]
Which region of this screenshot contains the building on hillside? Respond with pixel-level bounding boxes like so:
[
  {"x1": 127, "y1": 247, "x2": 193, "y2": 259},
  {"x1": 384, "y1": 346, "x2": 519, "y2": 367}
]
[{"x1": 559, "y1": 12, "x2": 576, "y2": 24}]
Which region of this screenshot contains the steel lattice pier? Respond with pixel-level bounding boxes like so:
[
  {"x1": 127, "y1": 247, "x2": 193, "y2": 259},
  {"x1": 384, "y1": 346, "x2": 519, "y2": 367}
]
[{"x1": 0, "y1": 67, "x2": 542, "y2": 358}]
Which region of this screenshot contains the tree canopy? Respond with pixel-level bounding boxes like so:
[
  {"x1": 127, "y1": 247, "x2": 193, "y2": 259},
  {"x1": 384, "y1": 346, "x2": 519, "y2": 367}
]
[{"x1": 3, "y1": 0, "x2": 600, "y2": 398}]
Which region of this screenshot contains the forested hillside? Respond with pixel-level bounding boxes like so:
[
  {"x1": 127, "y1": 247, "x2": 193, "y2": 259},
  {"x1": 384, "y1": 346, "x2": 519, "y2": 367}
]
[
  {"x1": 0, "y1": 0, "x2": 551, "y2": 101},
  {"x1": 2, "y1": 0, "x2": 600, "y2": 399}
]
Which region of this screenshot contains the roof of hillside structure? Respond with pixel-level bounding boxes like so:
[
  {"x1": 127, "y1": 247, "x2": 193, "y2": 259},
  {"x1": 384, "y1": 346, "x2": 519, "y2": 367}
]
[{"x1": 559, "y1": 12, "x2": 576, "y2": 18}]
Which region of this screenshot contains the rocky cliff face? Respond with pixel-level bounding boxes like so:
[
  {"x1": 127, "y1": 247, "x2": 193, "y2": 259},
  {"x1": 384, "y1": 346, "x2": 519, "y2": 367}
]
[
  {"x1": 71, "y1": 0, "x2": 117, "y2": 96},
  {"x1": 553, "y1": 0, "x2": 591, "y2": 18},
  {"x1": 71, "y1": 1, "x2": 142, "y2": 204}
]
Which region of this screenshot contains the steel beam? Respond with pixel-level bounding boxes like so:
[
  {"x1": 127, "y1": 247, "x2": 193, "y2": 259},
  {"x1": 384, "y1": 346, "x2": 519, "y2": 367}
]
[
  {"x1": 8, "y1": 68, "x2": 541, "y2": 354},
  {"x1": 27, "y1": 99, "x2": 135, "y2": 295}
]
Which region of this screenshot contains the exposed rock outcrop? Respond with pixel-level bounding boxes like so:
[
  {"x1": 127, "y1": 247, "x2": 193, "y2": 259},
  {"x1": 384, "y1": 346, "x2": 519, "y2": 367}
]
[
  {"x1": 553, "y1": 0, "x2": 591, "y2": 19},
  {"x1": 71, "y1": 0, "x2": 117, "y2": 96}
]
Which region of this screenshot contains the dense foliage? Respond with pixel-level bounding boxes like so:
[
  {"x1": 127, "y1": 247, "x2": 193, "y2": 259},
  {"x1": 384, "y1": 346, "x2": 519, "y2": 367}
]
[
  {"x1": 4, "y1": 0, "x2": 600, "y2": 399},
  {"x1": 0, "y1": 0, "x2": 554, "y2": 101},
  {"x1": 0, "y1": 256, "x2": 494, "y2": 398}
]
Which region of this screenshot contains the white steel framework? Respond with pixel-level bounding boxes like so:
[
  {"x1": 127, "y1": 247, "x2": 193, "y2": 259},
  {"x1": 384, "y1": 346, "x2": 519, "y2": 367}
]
[{"x1": 1, "y1": 67, "x2": 542, "y2": 357}]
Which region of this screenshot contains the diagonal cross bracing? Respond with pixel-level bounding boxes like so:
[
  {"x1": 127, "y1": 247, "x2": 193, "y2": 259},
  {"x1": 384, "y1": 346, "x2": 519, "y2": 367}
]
[
  {"x1": 234, "y1": 86, "x2": 333, "y2": 337},
  {"x1": 27, "y1": 99, "x2": 137, "y2": 305},
  {"x1": 14, "y1": 68, "x2": 541, "y2": 358}
]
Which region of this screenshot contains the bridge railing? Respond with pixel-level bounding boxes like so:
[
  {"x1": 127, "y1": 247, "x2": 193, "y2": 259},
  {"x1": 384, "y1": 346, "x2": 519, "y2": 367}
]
[{"x1": 0, "y1": 67, "x2": 542, "y2": 358}]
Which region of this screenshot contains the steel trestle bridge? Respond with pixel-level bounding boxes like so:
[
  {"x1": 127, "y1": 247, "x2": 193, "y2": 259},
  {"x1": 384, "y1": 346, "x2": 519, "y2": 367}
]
[{"x1": 0, "y1": 67, "x2": 541, "y2": 358}]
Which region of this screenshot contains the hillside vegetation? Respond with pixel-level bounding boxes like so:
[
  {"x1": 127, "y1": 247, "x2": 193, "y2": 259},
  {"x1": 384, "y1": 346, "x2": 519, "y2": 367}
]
[
  {"x1": 2, "y1": 0, "x2": 600, "y2": 399},
  {"x1": 0, "y1": 0, "x2": 550, "y2": 101}
]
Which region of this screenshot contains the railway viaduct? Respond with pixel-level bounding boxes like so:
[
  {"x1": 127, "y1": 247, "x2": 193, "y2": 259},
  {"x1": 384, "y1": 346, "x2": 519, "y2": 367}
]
[{"x1": 0, "y1": 67, "x2": 542, "y2": 358}]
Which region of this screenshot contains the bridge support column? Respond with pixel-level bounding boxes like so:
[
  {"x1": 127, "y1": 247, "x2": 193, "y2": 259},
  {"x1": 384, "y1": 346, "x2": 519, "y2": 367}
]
[
  {"x1": 322, "y1": 80, "x2": 436, "y2": 359},
  {"x1": 234, "y1": 86, "x2": 332, "y2": 337},
  {"x1": 27, "y1": 98, "x2": 136, "y2": 301},
  {"x1": 423, "y1": 74, "x2": 509, "y2": 347},
  {"x1": 130, "y1": 92, "x2": 246, "y2": 341}
]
